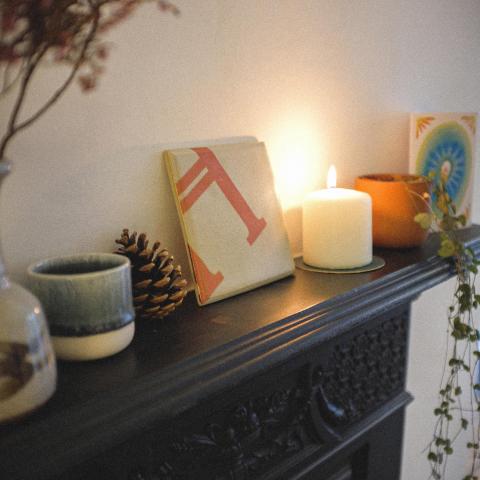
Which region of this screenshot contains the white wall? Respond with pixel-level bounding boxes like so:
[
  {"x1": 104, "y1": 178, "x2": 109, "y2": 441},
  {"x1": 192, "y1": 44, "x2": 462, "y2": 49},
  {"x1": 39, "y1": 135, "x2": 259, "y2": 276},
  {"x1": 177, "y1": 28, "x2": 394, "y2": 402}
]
[{"x1": 1, "y1": 1, "x2": 480, "y2": 478}]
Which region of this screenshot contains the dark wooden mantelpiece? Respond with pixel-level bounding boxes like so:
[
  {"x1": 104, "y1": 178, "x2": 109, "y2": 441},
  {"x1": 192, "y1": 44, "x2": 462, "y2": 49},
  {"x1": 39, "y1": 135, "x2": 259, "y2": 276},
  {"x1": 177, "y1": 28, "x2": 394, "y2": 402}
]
[{"x1": 2, "y1": 226, "x2": 480, "y2": 480}]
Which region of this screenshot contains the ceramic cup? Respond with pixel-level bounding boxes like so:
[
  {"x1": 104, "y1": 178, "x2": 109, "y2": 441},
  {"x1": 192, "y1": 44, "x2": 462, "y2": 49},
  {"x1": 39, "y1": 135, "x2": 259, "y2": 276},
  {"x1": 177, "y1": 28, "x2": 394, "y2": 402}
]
[{"x1": 27, "y1": 253, "x2": 135, "y2": 361}]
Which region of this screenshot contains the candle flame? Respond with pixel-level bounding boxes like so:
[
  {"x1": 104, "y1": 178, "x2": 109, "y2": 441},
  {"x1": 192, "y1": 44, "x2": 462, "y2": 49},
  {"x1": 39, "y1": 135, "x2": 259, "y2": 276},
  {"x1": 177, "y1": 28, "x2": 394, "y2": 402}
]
[{"x1": 327, "y1": 165, "x2": 337, "y2": 188}]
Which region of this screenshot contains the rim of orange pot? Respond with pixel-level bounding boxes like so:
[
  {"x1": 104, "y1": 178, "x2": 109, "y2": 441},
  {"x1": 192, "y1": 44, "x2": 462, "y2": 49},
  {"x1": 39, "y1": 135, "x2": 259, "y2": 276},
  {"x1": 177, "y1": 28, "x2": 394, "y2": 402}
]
[{"x1": 357, "y1": 173, "x2": 429, "y2": 184}]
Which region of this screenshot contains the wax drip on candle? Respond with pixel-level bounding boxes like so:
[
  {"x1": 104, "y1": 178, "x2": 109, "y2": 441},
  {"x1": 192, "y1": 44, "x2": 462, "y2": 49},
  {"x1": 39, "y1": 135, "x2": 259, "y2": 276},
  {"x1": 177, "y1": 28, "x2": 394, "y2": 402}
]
[{"x1": 327, "y1": 165, "x2": 337, "y2": 189}]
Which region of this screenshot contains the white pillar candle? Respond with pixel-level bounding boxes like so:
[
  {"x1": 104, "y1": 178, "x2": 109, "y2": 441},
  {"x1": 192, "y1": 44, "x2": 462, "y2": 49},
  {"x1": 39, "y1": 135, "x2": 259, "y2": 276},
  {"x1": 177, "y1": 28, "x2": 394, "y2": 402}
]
[{"x1": 303, "y1": 166, "x2": 372, "y2": 269}]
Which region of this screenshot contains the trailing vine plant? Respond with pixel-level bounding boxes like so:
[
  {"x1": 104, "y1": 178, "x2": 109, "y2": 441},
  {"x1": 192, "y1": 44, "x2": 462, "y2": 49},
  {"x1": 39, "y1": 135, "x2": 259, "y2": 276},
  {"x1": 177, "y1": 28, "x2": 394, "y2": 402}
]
[{"x1": 414, "y1": 172, "x2": 480, "y2": 480}]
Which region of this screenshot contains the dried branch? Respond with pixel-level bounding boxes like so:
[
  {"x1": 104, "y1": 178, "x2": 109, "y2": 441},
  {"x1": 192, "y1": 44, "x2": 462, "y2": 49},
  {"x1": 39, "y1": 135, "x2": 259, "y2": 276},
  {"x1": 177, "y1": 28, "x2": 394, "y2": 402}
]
[
  {"x1": 0, "y1": 0, "x2": 178, "y2": 162},
  {"x1": 14, "y1": 11, "x2": 99, "y2": 133}
]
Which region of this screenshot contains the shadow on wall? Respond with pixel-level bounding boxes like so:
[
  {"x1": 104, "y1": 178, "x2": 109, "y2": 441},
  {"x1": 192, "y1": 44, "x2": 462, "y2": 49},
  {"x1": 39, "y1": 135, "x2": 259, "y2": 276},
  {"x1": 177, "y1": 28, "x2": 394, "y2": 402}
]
[
  {"x1": 83, "y1": 135, "x2": 260, "y2": 289},
  {"x1": 283, "y1": 205, "x2": 302, "y2": 256},
  {"x1": 9, "y1": 135, "x2": 305, "y2": 289}
]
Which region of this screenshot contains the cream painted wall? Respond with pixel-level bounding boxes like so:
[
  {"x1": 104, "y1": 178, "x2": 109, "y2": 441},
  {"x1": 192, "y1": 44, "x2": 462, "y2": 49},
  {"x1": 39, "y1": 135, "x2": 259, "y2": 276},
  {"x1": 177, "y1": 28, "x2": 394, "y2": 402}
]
[{"x1": 1, "y1": 1, "x2": 480, "y2": 478}]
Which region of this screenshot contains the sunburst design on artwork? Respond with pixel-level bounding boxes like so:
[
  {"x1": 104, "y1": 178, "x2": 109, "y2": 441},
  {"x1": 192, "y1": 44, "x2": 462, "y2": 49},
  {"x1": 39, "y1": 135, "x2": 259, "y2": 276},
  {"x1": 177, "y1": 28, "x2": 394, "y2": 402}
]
[
  {"x1": 416, "y1": 116, "x2": 435, "y2": 138},
  {"x1": 461, "y1": 115, "x2": 476, "y2": 135},
  {"x1": 416, "y1": 122, "x2": 472, "y2": 217}
]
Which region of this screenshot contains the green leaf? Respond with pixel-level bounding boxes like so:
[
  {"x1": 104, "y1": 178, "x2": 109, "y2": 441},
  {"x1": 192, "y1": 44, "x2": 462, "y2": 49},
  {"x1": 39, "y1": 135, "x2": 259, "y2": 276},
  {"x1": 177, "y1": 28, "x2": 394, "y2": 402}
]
[
  {"x1": 444, "y1": 446, "x2": 453, "y2": 455},
  {"x1": 468, "y1": 265, "x2": 478, "y2": 274},
  {"x1": 414, "y1": 212, "x2": 433, "y2": 230},
  {"x1": 439, "y1": 238, "x2": 456, "y2": 257},
  {"x1": 452, "y1": 330, "x2": 463, "y2": 340},
  {"x1": 455, "y1": 386, "x2": 462, "y2": 395},
  {"x1": 461, "y1": 418, "x2": 468, "y2": 429},
  {"x1": 428, "y1": 451, "x2": 438, "y2": 461}
]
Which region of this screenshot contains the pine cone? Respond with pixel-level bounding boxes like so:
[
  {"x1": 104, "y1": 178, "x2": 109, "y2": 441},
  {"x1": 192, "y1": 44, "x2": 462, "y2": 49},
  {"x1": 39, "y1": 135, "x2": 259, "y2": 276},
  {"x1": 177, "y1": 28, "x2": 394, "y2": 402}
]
[{"x1": 115, "y1": 229, "x2": 187, "y2": 320}]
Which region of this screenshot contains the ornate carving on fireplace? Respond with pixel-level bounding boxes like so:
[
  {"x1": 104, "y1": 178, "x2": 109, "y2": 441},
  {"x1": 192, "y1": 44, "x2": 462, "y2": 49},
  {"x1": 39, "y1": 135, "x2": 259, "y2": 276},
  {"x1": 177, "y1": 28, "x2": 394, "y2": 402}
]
[
  {"x1": 313, "y1": 311, "x2": 408, "y2": 428},
  {"x1": 142, "y1": 387, "x2": 314, "y2": 480},
  {"x1": 125, "y1": 310, "x2": 410, "y2": 480}
]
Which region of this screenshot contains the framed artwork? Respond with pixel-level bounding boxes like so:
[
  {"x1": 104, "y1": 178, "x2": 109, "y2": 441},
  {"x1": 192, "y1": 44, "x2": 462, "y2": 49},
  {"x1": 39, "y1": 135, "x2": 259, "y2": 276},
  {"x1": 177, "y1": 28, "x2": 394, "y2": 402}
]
[
  {"x1": 409, "y1": 113, "x2": 477, "y2": 223},
  {"x1": 165, "y1": 142, "x2": 294, "y2": 306}
]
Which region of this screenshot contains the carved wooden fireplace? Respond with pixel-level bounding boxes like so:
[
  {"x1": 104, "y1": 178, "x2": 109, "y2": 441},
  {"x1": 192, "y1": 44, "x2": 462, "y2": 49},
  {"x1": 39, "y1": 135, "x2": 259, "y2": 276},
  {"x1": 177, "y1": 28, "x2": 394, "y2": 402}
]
[{"x1": 1, "y1": 226, "x2": 480, "y2": 480}]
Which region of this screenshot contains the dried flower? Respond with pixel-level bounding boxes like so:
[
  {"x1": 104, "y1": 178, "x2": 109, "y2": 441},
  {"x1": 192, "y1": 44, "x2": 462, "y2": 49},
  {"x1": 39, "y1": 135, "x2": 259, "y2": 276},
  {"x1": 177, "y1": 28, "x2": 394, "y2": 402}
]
[
  {"x1": 78, "y1": 74, "x2": 96, "y2": 92},
  {"x1": 0, "y1": 0, "x2": 179, "y2": 161}
]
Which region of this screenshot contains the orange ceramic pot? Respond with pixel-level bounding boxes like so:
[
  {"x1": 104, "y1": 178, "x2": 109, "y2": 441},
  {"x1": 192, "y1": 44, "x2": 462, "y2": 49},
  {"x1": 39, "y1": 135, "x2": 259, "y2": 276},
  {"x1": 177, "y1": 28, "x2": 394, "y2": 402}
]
[{"x1": 355, "y1": 174, "x2": 431, "y2": 248}]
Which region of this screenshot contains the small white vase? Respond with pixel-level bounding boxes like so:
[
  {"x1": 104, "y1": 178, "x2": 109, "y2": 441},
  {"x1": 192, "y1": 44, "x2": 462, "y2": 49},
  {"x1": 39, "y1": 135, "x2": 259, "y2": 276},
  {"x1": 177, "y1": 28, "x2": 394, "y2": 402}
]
[{"x1": 0, "y1": 160, "x2": 56, "y2": 423}]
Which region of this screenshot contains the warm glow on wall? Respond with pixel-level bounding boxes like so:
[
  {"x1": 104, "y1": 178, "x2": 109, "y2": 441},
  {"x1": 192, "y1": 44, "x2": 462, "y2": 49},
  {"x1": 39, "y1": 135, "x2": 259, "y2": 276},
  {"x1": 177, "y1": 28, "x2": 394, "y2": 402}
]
[{"x1": 266, "y1": 113, "x2": 325, "y2": 210}]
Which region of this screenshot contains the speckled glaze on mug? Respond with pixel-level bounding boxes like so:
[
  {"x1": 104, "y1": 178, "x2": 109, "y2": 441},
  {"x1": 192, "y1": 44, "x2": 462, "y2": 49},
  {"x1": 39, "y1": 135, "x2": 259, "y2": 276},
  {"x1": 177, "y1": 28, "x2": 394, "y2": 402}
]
[{"x1": 27, "y1": 253, "x2": 135, "y2": 361}]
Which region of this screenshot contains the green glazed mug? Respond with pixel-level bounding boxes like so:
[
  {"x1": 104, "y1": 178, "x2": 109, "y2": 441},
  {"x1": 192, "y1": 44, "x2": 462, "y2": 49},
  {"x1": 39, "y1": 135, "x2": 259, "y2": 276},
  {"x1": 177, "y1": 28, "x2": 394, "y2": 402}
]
[{"x1": 28, "y1": 253, "x2": 135, "y2": 361}]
